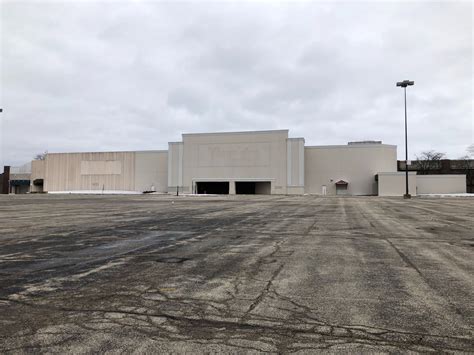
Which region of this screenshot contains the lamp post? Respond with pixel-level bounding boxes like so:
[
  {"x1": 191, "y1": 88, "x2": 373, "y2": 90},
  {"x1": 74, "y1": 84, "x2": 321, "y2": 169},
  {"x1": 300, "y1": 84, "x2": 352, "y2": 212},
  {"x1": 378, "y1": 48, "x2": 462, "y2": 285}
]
[{"x1": 396, "y1": 80, "x2": 414, "y2": 199}]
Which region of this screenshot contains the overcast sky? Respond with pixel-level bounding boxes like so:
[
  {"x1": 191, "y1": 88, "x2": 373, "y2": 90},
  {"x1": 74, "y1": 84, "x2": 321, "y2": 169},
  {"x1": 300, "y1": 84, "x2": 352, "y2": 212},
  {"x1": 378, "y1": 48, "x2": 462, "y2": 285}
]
[{"x1": 1, "y1": 0, "x2": 472, "y2": 166}]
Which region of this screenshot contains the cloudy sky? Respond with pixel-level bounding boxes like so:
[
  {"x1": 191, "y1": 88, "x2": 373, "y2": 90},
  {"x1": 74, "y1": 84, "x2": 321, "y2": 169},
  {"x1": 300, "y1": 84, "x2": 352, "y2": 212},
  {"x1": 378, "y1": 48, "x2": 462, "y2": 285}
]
[{"x1": 1, "y1": 0, "x2": 472, "y2": 166}]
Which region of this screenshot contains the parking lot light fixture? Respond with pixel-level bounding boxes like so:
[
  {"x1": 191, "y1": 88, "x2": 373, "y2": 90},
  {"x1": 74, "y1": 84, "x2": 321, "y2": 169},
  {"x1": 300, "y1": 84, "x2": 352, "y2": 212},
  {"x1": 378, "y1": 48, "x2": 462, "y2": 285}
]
[{"x1": 396, "y1": 80, "x2": 415, "y2": 199}]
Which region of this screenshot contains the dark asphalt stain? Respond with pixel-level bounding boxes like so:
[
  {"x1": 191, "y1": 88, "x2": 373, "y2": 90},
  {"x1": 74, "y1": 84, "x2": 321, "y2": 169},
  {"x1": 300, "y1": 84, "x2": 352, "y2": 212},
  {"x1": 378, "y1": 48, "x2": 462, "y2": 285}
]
[{"x1": 155, "y1": 257, "x2": 190, "y2": 264}]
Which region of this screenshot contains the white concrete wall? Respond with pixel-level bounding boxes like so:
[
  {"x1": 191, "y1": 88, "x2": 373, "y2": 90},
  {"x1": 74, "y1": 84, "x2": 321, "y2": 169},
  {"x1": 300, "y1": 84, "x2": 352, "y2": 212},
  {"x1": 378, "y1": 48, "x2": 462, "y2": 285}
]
[
  {"x1": 416, "y1": 175, "x2": 466, "y2": 194},
  {"x1": 305, "y1": 144, "x2": 397, "y2": 195},
  {"x1": 378, "y1": 172, "x2": 417, "y2": 196},
  {"x1": 182, "y1": 130, "x2": 289, "y2": 194}
]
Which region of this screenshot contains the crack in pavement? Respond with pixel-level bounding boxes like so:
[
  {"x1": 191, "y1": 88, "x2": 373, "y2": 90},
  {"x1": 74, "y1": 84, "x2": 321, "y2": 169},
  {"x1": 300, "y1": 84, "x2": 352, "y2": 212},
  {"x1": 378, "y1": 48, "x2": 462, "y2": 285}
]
[{"x1": 1, "y1": 297, "x2": 472, "y2": 352}]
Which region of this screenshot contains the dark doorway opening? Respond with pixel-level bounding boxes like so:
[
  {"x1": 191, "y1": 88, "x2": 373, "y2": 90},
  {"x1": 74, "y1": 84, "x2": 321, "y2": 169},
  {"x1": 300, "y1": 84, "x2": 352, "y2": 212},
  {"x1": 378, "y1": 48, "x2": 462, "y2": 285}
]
[
  {"x1": 196, "y1": 181, "x2": 229, "y2": 194},
  {"x1": 335, "y1": 180, "x2": 349, "y2": 195},
  {"x1": 236, "y1": 182, "x2": 255, "y2": 194},
  {"x1": 235, "y1": 181, "x2": 271, "y2": 195},
  {"x1": 32, "y1": 179, "x2": 44, "y2": 193}
]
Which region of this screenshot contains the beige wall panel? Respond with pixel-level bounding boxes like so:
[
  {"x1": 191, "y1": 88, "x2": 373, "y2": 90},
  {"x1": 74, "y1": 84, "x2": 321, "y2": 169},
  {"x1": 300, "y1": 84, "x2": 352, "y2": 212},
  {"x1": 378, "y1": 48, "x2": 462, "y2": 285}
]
[
  {"x1": 80, "y1": 160, "x2": 122, "y2": 175},
  {"x1": 134, "y1": 151, "x2": 168, "y2": 192},
  {"x1": 168, "y1": 142, "x2": 183, "y2": 191},
  {"x1": 182, "y1": 130, "x2": 289, "y2": 194},
  {"x1": 378, "y1": 172, "x2": 417, "y2": 196},
  {"x1": 287, "y1": 138, "x2": 305, "y2": 189},
  {"x1": 31, "y1": 160, "x2": 45, "y2": 180},
  {"x1": 44, "y1": 154, "x2": 67, "y2": 192},
  {"x1": 416, "y1": 175, "x2": 466, "y2": 194},
  {"x1": 30, "y1": 160, "x2": 45, "y2": 192},
  {"x1": 305, "y1": 145, "x2": 397, "y2": 195},
  {"x1": 45, "y1": 152, "x2": 135, "y2": 192}
]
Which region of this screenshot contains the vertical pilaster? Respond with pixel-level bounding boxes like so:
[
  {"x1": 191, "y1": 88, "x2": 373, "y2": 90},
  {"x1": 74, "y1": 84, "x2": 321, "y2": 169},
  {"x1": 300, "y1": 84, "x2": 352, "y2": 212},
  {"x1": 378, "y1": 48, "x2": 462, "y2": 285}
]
[{"x1": 229, "y1": 180, "x2": 235, "y2": 194}]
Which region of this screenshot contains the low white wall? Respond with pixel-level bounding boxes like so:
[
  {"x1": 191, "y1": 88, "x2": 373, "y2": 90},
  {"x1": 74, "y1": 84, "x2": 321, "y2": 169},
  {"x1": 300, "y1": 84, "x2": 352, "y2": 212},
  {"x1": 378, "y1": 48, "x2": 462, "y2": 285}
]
[
  {"x1": 378, "y1": 172, "x2": 417, "y2": 196},
  {"x1": 417, "y1": 175, "x2": 466, "y2": 194}
]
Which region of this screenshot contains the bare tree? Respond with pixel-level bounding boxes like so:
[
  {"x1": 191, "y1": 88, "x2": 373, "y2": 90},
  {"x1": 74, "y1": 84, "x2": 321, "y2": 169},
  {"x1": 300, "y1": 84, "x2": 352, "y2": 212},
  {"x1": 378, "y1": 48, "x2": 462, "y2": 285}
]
[
  {"x1": 34, "y1": 151, "x2": 47, "y2": 160},
  {"x1": 467, "y1": 144, "x2": 474, "y2": 158},
  {"x1": 458, "y1": 154, "x2": 473, "y2": 193},
  {"x1": 458, "y1": 145, "x2": 474, "y2": 192},
  {"x1": 415, "y1": 150, "x2": 445, "y2": 174}
]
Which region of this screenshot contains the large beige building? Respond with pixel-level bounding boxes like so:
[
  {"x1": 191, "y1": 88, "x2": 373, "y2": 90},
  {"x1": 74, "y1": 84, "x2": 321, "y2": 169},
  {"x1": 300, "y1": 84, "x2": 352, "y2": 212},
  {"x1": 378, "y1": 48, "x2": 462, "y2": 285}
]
[{"x1": 6, "y1": 129, "x2": 467, "y2": 196}]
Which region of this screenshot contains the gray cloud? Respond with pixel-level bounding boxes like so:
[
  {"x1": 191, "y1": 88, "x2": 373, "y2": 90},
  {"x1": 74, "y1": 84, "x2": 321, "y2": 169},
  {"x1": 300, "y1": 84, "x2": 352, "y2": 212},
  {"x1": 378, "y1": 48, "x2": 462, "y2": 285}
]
[
  {"x1": 1, "y1": 0, "x2": 472, "y2": 166},
  {"x1": 167, "y1": 87, "x2": 210, "y2": 115}
]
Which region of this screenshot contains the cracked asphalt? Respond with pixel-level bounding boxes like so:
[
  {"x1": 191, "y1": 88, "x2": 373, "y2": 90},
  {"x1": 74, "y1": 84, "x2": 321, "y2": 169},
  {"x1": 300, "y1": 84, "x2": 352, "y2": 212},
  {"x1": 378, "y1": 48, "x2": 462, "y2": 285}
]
[{"x1": 0, "y1": 194, "x2": 473, "y2": 353}]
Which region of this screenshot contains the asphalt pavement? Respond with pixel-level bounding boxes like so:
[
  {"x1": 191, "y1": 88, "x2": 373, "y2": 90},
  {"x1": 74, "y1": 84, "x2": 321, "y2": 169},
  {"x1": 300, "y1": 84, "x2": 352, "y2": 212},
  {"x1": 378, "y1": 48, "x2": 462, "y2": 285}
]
[{"x1": 0, "y1": 194, "x2": 473, "y2": 353}]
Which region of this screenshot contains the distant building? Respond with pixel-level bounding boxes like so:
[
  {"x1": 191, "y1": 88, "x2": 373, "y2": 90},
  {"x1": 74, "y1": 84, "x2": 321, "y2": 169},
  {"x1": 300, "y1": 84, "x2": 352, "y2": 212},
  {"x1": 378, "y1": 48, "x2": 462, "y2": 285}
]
[
  {"x1": 1, "y1": 129, "x2": 467, "y2": 196},
  {"x1": 398, "y1": 159, "x2": 474, "y2": 193},
  {"x1": 1, "y1": 163, "x2": 32, "y2": 194}
]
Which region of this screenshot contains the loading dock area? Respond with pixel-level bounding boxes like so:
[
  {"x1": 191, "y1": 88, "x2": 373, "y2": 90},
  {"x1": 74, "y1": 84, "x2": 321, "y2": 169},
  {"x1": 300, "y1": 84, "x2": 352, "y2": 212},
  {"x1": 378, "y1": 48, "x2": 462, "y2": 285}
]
[
  {"x1": 195, "y1": 181, "x2": 229, "y2": 194},
  {"x1": 195, "y1": 181, "x2": 272, "y2": 195},
  {"x1": 335, "y1": 180, "x2": 349, "y2": 195},
  {"x1": 235, "y1": 181, "x2": 271, "y2": 194}
]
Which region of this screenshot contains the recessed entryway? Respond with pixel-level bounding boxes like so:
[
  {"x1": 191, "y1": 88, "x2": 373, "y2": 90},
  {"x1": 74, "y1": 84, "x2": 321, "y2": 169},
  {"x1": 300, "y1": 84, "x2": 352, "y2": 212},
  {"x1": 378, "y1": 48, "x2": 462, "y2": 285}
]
[
  {"x1": 196, "y1": 181, "x2": 229, "y2": 194},
  {"x1": 335, "y1": 180, "x2": 348, "y2": 195},
  {"x1": 235, "y1": 181, "x2": 271, "y2": 195}
]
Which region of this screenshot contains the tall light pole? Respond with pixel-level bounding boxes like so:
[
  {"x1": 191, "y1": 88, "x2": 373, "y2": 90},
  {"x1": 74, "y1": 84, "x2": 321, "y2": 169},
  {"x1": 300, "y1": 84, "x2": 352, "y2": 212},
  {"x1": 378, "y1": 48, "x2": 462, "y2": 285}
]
[{"x1": 396, "y1": 80, "x2": 414, "y2": 199}]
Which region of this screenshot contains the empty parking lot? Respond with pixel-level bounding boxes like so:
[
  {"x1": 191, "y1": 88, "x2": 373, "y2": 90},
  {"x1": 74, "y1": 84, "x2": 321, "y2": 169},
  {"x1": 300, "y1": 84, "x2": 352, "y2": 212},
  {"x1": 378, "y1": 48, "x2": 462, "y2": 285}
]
[{"x1": 0, "y1": 194, "x2": 473, "y2": 353}]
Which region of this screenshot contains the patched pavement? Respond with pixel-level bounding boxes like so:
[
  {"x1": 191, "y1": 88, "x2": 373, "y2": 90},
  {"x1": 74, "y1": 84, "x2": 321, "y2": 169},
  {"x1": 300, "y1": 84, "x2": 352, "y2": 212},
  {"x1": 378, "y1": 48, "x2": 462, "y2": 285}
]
[{"x1": 0, "y1": 194, "x2": 473, "y2": 353}]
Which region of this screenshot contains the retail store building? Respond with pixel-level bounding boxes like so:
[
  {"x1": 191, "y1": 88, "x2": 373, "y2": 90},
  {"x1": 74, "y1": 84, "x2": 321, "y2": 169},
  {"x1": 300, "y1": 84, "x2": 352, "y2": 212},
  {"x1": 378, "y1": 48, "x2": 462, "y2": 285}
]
[{"x1": 1, "y1": 129, "x2": 466, "y2": 196}]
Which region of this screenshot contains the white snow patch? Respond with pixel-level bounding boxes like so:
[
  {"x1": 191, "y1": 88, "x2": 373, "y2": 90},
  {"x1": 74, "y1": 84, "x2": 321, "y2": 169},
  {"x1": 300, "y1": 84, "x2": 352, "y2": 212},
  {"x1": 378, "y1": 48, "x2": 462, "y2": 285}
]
[
  {"x1": 419, "y1": 193, "x2": 474, "y2": 198},
  {"x1": 48, "y1": 190, "x2": 143, "y2": 195}
]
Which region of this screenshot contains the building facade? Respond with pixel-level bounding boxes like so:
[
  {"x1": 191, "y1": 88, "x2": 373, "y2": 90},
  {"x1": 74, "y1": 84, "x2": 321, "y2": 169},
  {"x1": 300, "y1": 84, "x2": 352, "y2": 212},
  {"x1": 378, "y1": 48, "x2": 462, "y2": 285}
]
[
  {"x1": 1, "y1": 129, "x2": 467, "y2": 196},
  {"x1": 398, "y1": 159, "x2": 474, "y2": 193},
  {"x1": 168, "y1": 130, "x2": 306, "y2": 195}
]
